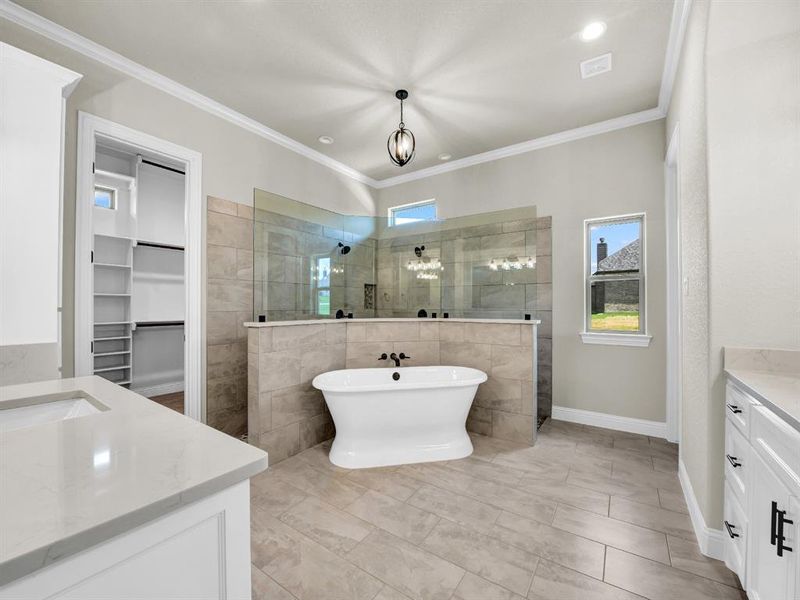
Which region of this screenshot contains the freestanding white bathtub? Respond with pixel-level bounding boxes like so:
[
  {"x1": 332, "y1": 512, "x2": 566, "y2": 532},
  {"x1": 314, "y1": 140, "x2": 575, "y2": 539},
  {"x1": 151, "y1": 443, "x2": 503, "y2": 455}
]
[{"x1": 312, "y1": 366, "x2": 487, "y2": 469}]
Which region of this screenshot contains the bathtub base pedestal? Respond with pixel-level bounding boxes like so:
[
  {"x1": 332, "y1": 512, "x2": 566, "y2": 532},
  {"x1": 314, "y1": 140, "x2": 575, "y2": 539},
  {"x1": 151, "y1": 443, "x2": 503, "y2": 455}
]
[{"x1": 328, "y1": 432, "x2": 473, "y2": 469}]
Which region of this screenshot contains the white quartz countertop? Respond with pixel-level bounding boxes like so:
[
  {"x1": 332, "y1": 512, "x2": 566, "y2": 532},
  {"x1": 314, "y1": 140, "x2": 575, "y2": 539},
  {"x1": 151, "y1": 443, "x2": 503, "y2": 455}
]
[
  {"x1": 0, "y1": 376, "x2": 267, "y2": 586},
  {"x1": 725, "y1": 368, "x2": 800, "y2": 431},
  {"x1": 244, "y1": 317, "x2": 541, "y2": 327}
]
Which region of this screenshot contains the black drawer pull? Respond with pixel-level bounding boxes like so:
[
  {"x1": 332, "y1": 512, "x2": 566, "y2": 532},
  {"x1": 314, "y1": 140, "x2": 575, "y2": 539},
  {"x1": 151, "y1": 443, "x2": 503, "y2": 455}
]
[
  {"x1": 771, "y1": 501, "x2": 794, "y2": 557},
  {"x1": 726, "y1": 454, "x2": 742, "y2": 468},
  {"x1": 726, "y1": 403, "x2": 743, "y2": 414},
  {"x1": 724, "y1": 521, "x2": 739, "y2": 539}
]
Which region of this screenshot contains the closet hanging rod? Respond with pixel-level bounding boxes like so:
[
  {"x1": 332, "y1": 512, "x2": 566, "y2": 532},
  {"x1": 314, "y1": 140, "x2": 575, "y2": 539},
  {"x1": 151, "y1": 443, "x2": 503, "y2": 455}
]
[
  {"x1": 135, "y1": 321, "x2": 184, "y2": 328},
  {"x1": 136, "y1": 240, "x2": 185, "y2": 251},
  {"x1": 140, "y1": 158, "x2": 185, "y2": 176}
]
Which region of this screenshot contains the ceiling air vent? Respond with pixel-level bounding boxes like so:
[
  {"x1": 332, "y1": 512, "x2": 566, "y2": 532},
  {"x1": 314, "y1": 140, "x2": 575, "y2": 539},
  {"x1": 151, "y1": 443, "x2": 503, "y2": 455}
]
[{"x1": 580, "y1": 53, "x2": 612, "y2": 79}]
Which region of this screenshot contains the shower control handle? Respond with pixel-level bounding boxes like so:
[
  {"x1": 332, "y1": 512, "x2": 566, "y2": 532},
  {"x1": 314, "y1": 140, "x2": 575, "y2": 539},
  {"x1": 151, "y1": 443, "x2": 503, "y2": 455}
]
[
  {"x1": 399, "y1": 353, "x2": 411, "y2": 360},
  {"x1": 378, "y1": 353, "x2": 388, "y2": 361}
]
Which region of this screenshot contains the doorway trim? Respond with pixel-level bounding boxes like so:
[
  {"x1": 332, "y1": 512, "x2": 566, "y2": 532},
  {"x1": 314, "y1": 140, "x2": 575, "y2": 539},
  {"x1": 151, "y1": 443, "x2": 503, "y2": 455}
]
[
  {"x1": 665, "y1": 123, "x2": 681, "y2": 444},
  {"x1": 75, "y1": 112, "x2": 204, "y2": 422}
]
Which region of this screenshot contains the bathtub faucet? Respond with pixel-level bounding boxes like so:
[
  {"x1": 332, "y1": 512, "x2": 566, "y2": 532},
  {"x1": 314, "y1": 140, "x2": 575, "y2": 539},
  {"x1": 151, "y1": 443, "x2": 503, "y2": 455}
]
[{"x1": 389, "y1": 352, "x2": 410, "y2": 367}]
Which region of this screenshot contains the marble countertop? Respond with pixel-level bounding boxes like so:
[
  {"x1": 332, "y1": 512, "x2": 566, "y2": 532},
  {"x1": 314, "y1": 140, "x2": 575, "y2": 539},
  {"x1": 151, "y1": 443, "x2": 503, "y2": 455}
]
[
  {"x1": 725, "y1": 368, "x2": 800, "y2": 431},
  {"x1": 244, "y1": 317, "x2": 541, "y2": 328},
  {"x1": 0, "y1": 376, "x2": 267, "y2": 586}
]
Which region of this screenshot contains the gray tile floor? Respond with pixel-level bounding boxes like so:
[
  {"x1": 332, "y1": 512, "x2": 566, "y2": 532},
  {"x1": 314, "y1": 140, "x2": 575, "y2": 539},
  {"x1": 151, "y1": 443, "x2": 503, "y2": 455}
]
[{"x1": 249, "y1": 419, "x2": 745, "y2": 600}]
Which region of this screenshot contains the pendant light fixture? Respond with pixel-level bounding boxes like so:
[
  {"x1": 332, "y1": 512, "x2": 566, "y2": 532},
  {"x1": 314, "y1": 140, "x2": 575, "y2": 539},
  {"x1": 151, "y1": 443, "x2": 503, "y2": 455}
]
[{"x1": 387, "y1": 89, "x2": 416, "y2": 167}]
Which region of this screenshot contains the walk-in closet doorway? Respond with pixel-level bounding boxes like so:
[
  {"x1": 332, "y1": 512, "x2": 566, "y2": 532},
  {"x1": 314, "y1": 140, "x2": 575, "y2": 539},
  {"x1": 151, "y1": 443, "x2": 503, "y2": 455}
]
[{"x1": 74, "y1": 113, "x2": 203, "y2": 421}]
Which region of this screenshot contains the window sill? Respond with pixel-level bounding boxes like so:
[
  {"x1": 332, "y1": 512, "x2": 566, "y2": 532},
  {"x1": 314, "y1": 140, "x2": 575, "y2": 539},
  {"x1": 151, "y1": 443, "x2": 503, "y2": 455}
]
[{"x1": 580, "y1": 332, "x2": 652, "y2": 347}]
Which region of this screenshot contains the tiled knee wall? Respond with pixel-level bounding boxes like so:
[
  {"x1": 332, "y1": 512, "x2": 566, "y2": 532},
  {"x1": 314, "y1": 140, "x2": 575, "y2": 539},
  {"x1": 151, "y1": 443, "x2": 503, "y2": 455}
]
[{"x1": 247, "y1": 320, "x2": 537, "y2": 464}]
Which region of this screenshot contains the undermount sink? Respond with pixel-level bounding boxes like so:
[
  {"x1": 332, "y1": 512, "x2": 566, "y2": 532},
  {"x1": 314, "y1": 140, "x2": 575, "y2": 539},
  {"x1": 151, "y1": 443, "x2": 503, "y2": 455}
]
[{"x1": 0, "y1": 391, "x2": 107, "y2": 433}]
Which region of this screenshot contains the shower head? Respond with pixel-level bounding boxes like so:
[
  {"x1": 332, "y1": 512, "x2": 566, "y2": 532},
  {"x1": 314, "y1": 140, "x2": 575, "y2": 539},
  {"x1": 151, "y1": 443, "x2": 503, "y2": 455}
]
[{"x1": 338, "y1": 242, "x2": 351, "y2": 255}]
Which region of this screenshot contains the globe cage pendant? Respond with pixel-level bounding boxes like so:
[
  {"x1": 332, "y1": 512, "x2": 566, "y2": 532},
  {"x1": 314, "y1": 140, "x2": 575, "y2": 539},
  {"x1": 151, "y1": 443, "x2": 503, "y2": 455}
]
[{"x1": 387, "y1": 89, "x2": 416, "y2": 167}]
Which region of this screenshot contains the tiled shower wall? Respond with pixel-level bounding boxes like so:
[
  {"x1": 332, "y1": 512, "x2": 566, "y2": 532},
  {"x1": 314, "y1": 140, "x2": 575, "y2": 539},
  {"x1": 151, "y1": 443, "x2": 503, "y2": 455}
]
[
  {"x1": 254, "y1": 210, "x2": 377, "y2": 321},
  {"x1": 247, "y1": 320, "x2": 538, "y2": 463},
  {"x1": 376, "y1": 216, "x2": 552, "y2": 418},
  {"x1": 206, "y1": 196, "x2": 253, "y2": 438}
]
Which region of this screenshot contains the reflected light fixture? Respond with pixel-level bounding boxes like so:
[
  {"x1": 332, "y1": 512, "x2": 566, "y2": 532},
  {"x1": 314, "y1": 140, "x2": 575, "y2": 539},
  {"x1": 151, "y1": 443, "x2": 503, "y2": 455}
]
[
  {"x1": 387, "y1": 89, "x2": 416, "y2": 167},
  {"x1": 580, "y1": 21, "x2": 607, "y2": 41}
]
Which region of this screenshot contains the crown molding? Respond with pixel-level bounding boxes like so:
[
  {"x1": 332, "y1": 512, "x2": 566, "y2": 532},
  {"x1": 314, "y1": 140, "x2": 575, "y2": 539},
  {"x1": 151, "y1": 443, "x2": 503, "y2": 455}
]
[
  {"x1": 372, "y1": 107, "x2": 664, "y2": 188},
  {"x1": 658, "y1": 0, "x2": 693, "y2": 112},
  {"x1": 0, "y1": 0, "x2": 380, "y2": 188},
  {"x1": 1, "y1": 0, "x2": 690, "y2": 191}
]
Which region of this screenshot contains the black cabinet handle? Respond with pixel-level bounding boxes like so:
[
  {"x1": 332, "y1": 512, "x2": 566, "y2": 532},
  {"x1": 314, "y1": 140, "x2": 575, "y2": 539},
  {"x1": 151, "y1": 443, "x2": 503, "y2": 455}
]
[
  {"x1": 724, "y1": 521, "x2": 739, "y2": 539},
  {"x1": 726, "y1": 454, "x2": 742, "y2": 468},
  {"x1": 726, "y1": 403, "x2": 743, "y2": 414},
  {"x1": 771, "y1": 501, "x2": 794, "y2": 557}
]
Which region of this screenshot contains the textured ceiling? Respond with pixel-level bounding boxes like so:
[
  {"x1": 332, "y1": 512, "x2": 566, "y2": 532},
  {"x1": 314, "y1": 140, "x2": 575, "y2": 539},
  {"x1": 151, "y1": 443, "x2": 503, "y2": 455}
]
[{"x1": 15, "y1": 0, "x2": 674, "y2": 180}]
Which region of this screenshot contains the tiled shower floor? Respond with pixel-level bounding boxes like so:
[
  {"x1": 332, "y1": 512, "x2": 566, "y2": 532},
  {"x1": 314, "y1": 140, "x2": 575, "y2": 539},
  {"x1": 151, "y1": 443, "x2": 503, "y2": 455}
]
[{"x1": 248, "y1": 420, "x2": 744, "y2": 600}]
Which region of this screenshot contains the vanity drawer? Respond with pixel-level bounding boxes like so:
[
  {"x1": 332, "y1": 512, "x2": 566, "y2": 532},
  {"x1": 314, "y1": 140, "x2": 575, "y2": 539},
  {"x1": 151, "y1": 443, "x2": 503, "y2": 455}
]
[
  {"x1": 723, "y1": 481, "x2": 748, "y2": 586},
  {"x1": 725, "y1": 417, "x2": 750, "y2": 506},
  {"x1": 751, "y1": 405, "x2": 800, "y2": 493},
  {"x1": 725, "y1": 382, "x2": 759, "y2": 436}
]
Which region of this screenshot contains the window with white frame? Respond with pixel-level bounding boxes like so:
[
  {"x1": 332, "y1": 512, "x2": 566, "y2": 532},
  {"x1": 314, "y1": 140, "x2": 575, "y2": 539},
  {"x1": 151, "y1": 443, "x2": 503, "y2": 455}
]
[
  {"x1": 584, "y1": 214, "x2": 647, "y2": 339},
  {"x1": 93, "y1": 185, "x2": 116, "y2": 210},
  {"x1": 388, "y1": 199, "x2": 437, "y2": 226}
]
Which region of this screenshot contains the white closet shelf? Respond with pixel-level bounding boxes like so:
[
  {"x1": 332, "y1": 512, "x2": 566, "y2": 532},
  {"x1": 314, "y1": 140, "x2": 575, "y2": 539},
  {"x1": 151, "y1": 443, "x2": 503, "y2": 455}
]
[
  {"x1": 95, "y1": 321, "x2": 133, "y2": 326},
  {"x1": 94, "y1": 233, "x2": 135, "y2": 241},
  {"x1": 94, "y1": 262, "x2": 131, "y2": 269},
  {"x1": 94, "y1": 335, "x2": 132, "y2": 341},
  {"x1": 94, "y1": 293, "x2": 131, "y2": 297},
  {"x1": 94, "y1": 350, "x2": 131, "y2": 357},
  {"x1": 94, "y1": 364, "x2": 131, "y2": 373}
]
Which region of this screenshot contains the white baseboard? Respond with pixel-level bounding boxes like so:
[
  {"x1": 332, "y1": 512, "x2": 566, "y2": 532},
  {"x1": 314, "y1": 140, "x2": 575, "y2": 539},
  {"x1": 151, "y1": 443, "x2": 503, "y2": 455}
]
[
  {"x1": 551, "y1": 405, "x2": 667, "y2": 438},
  {"x1": 132, "y1": 381, "x2": 184, "y2": 399},
  {"x1": 678, "y1": 459, "x2": 725, "y2": 560}
]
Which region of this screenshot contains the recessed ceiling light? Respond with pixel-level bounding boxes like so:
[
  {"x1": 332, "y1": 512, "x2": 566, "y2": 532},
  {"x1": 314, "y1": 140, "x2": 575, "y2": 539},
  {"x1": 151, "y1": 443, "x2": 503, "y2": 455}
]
[
  {"x1": 318, "y1": 135, "x2": 334, "y2": 144},
  {"x1": 438, "y1": 153, "x2": 452, "y2": 161},
  {"x1": 580, "y1": 21, "x2": 607, "y2": 42}
]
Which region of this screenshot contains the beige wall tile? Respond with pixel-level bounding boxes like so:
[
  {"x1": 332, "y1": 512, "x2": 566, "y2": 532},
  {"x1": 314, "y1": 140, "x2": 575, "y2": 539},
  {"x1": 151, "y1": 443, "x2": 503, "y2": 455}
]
[
  {"x1": 208, "y1": 341, "x2": 246, "y2": 380},
  {"x1": 207, "y1": 377, "x2": 238, "y2": 413},
  {"x1": 300, "y1": 344, "x2": 347, "y2": 381},
  {"x1": 299, "y1": 412, "x2": 335, "y2": 451},
  {"x1": 208, "y1": 210, "x2": 252, "y2": 250},
  {"x1": 237, "y1": 203, "x2": 254, "y2": 220},
  {"x1": 347, "y1": 322, "x2": 367, "y2": 342},
  {"x1": 464, "y1": 323, "x2": 521, "y2": 346},
  {"x1": 258, "y1": 422, "x2": 301, "y2": 464},
  {"x1": 440, "y1": 341, "x2": 492, "y2": 372},
  {"x1": 209, "y1": 311, "x2": 237, "y2": 345},
  {"x1": 491, "y1": 345, "x2": 533, "y2": 380},
  {"x1": 439, "y1": 322, "x2": 465, "y2": 342},
  {"x1": 272, "y1": 323, "x2": 326, "y2": 349},
  {"x1": 272, "y1": 382, "x2": 325, "y2": 428},
  {"x1": 492, "y1": 411, "x2": 533, "y2": 444},
  {"x1": 208, "y1": 196, "x2": 238, "y2": 216},
  {"x1": 259, "y1": 348, "x2": 301, "y2": 391},
  {"x1": 236, "y1": 248, "x2": 253, "y2": 280},
  {"x1": 208, "y1": 278, "x2": 253, "y2": 311},
  {"x1": 475, "y1": 377, "x2": 523, "y2": 413},
  {"x1": 248, "y1": 328, "x2": 260, "y2": 354},
  {"x1": 325, "y1": 322, "x2": 347, "y2": 345},
  {"x1": 346, "y1": 342, "x2": 388, "y2": 369},
  {"x1": 208, "y1": 244, "x2": 237, "y2": 279},
  {"x1": 419, "y1": 321, "x2": 440, "y2": 341},
  {"x1": 364, "y1": 321, "x2": 420, "y2": 342},
  {"x1": 259, "y1": 328, "x2": 273, "y2": 352}
]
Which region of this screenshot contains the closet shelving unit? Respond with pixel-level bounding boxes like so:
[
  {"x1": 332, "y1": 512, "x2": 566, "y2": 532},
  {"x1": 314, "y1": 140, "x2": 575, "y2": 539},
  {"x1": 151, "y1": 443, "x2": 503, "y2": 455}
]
[{"x1": 90, "y1": 151, "x2": 187, "y2": 395}]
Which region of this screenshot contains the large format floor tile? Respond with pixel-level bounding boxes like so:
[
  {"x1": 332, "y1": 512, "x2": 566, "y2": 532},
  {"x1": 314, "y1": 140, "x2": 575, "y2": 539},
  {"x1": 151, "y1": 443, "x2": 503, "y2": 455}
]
[
  {"x1": 248, "y1": 422, "x2": 740, "y2": 600},
  {"x1": 348, "y1": 529, "x2": 465, "y2": 600},
  {"x1": 604, "y1": 548, "x2": 746, "y2": 600}
]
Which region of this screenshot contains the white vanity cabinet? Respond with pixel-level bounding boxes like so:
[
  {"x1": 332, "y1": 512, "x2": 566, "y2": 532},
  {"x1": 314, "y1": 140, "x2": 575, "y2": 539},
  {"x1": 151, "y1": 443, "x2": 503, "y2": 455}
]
[{"x1": 724, "y1": 378, "x2": 800, "y2": 599}]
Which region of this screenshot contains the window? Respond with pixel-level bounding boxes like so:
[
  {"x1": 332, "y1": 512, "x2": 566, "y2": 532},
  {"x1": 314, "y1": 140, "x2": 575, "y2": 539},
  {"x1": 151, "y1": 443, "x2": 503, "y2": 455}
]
[
  {"x1": 94, "y1": 185, "x2": 116, "y2": 210},
  {"x1": 314, "y1": 256, "x2": 331, "y2": 316},
  {"x1": 388, "y1": 200, "x2": 437, "y2": 227},
  {"x1": 582, "y1": 214, "x2": 650, "y2": 346}
]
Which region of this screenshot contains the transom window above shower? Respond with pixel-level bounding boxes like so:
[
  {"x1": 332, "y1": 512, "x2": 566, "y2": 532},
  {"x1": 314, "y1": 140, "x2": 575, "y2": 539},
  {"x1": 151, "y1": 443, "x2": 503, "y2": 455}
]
[{"x1": 388, "y1": 199, "x2": 437, "y2": 227}]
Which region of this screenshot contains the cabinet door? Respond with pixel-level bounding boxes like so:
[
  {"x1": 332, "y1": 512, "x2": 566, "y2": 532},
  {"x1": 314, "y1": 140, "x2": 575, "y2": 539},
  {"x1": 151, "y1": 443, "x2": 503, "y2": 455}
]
[{"x1": 748, "y1": 450, "x2": 795, "y2": 600}]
